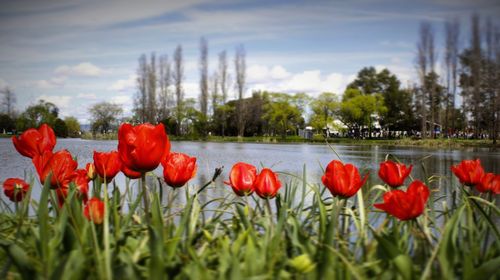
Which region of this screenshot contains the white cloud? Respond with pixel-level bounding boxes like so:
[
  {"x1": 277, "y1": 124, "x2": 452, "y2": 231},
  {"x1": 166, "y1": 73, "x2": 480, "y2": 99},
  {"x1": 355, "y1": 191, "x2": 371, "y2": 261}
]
[
  {"x1": 35, "y1": 76, "x2": 67, "y2": 89},
  {"x1": 110, "y1": 95, "x2": 132, "y2": 105},
  {"x1": 270, "y1": 65, "x2": 291, "y2": 80},
  {"x1": 108, "y1": 74, "x2": 136, "y2": 92},
  {"x1": 55, "y1": 62, "x2": 108, "y2": 77},
  {"x1": 247, "y1": 66, "x2": 355, "y2": 97},
  {"x1": 77, "y1": 93, "x2": 97, "y2": 99},
  {"x1": 247, "y1": 64, "x2": 291, "y2": 84}
]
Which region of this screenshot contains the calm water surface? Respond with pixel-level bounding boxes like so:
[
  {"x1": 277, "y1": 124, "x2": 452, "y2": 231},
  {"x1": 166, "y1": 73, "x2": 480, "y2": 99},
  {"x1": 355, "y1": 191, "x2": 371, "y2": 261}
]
[{"x1": 1, "y1": 138, "x2": 498, "y2": 207}]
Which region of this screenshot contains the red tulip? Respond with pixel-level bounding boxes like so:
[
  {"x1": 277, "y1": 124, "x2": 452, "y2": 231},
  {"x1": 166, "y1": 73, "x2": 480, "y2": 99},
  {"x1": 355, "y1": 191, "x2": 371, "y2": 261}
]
[
  {"x1": 83, "y1": 197, "x2": 105, "y2": 224},
  {"x1": 322, "y1": 160, "x2": 368, "y2": 198},
  {"x1": 86, "y1": 163, "x2": 96, "y2": 180},
  {"x1": 12, "y1": 123, "x2": 56, "y2": 158},
  {"x1": 122, "y1": 165, "x2": 142, "y2": 179},
  {"x1": 93, "y1": 151, "x2": 122, "y2": 182},
  {"x1": 33, "y1": 150, "x2": 78, "y2": 189},
  {"x1": 254, "y1": 168, "x2": 281, "y2": 199},
  {"x1": 56, "y1": 170, "x2": 89, "y2": 206},
  {"x1": 378, "y1": 160, "x2": 413, "y2": 188},
  {"x1": 224, "y1": 162, "x2": 257, "y2": 196},
  {"x1": 118, "y1": 123, "x2": 170, "y2": 173},
  {"x1": 3, "y1": 178, "x2": 30, "y2": 202},
  {"x1": 451, "y1": 159, "x2": 485, "y2": 186},
  {"x1": 374, "y1": 180, "x2": 430, "y2": 221},
  {"x1": 476, "y1": 173, "x2": 500, "y2": 194},
  {"x1": 162, "y1": 152, "x2": 197, "y2": 188}
]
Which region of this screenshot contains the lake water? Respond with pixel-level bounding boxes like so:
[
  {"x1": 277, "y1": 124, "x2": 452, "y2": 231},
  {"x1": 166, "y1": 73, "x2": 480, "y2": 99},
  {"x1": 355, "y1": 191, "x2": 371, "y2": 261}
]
[{"x1": 0, "y1": 138, "x2": 498, "y2": 208}]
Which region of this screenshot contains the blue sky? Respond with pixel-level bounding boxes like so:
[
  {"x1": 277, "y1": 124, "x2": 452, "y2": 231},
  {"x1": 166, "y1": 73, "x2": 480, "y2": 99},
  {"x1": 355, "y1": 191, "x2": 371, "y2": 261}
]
[{"x1": 1, "y1": 0, "x2": 499, "y2": 123}]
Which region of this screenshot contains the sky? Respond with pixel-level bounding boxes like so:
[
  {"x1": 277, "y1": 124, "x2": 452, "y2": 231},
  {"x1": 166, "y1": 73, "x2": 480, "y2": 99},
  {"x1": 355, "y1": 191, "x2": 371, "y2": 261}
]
[{"x1": 0, "y1": 0, "x2": 499, "y2": 124}]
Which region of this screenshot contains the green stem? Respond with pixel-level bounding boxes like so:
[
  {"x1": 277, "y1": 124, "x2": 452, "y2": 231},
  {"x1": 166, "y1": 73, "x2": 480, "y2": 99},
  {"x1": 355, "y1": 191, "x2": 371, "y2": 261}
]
[
  {"x1": 102, "y1": 180, "x2": 112, "y2": 279},
  {"x1": 142, "y1": 174, "x2": 150, "y2": 224},
  {"x1": 265, "y1": 197, "x2": 274, "y2": 233}
]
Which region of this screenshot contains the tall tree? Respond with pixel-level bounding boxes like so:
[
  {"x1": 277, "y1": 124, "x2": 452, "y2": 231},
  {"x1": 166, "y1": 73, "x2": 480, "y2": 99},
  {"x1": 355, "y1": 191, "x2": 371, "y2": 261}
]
[
  {"x1": 426, "y1": 23, "x2": 439, "y2": 138},
  {"x1": 416, "y1": 22, "x2": 433, "y2": 138},
  {"x1": 485, "y1": 18, "x2": 499, "y2": 144},
  {"x1": 210, "y1": 71, "x2": 219, "y2": 118},
  {"x1": 234, "y1": 45, "x2": 246, "y2": 137},
  {"x1": 444, "y1": 19, "x2": 460, "y2": 136},
  {"x1": 0, "y1": 87, "x2": 16, "y2": 117},
  {"x1": 134, "y1": 54, "x2": 148, "y2": 123},
  {"x1": 218, "y1": 50, "x2": 230, "y2": 137},
  {"x1": 146, "y1": 52, "x2": 157, "y2": 123},
  {"x1": 173, "y1": 45, "x2": 184, "y2": 135},
  {"x1": 199, "y1": 37, "x2": 209, "y2": 120},
  {"x1": 470, "y1": 14, "x2": 482, "y2": 138},
  {"x1": 494, "y1": 21, "x2": 500, "y2": 144},
  {"x1": 158, "y1": 54, "x2": 172, "y2": 121}
]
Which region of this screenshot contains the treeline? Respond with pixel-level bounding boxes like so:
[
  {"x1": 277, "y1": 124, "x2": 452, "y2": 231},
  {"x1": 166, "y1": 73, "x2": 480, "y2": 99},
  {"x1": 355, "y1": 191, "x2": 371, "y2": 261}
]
[
  {"x1": 0, "y1": 93, "x2": 81, "y2": 137},
  {"x1": 414, "y1": 15, "x2": 499, "y2": 142},
  {"x1": 109, "y1": 14, "x2": 498, "y2": 142}
]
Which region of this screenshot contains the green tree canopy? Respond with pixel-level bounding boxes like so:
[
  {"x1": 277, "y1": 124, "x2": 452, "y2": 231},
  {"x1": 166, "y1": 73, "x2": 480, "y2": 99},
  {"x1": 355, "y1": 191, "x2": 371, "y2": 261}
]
[
  {"x1": 16, "y1": 100, "x2": 59, "y2": 131},
  {"x1": 89, "y1": 102, "x2": 123, "y2": 134},
  {"x1": 339, "y1": 89, "x2": 387, "y2": 137},
  {"x1": 263, "y1": 93, "x2": 305, "y2": 139},
  {"x1": 309, "y1": 92, "x2": 339, "y2": 131},
  {"x1": 54, "y1": 118, "x2": 68, "y2": 138},
  {"x1": 64, "y1": 116, "x2": 81, "y2": 137}
]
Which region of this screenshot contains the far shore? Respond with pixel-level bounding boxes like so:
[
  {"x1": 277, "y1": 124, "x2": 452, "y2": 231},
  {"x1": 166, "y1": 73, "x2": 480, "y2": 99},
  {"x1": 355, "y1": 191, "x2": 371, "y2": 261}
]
[
  {"x1": 75, "y1": 133, "x2": 497, "y2": 149},
  {"x1": 3, "y1": 133, "x2": 496, "y2": 148}
]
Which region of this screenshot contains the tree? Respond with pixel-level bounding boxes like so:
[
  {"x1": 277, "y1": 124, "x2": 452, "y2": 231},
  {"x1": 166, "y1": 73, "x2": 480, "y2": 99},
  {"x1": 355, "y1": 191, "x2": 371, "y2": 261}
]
[
  {"x1": 134, "y1": 54, "x2": 148, "y2": 123},
  {"x1": 347, "y1": 67, "x2": 414, "y2": 133},
  {"x1": 54, "y1": 118, "x2": 68, "y2": 138},
  {"x1": 173, "y1": 45, "x2": 184, "y2": 136},
  {"x1": 416, "y1": 22, "x2": 432, "y2": 138},
  {"x1": 444, "y1": 19, "x2": 460, "y2": 136},
  {"x1": 338, "y1": 89, "x2": 387, "y2": 138},
  {"x1": 234, "y1": 44, "x2": 246, "y2": 137},
  {"x1": 146, "y1": 52, "x2": 157, "y2": 123},
  {"x1": 218, "y1": 50, "x2": 230, "y2": 137},
  {"x1": 0, "y1": 87, "x2": 16, "y2": 117},
  {"x1": 199, "y1": 38, "x2": 209, "y2": 122},
  {"x1": 263, "y1": 93, "x2": 305, "y2": 139},
  {"x1": 309, "y1": 92, "x2": 339, "y2": 132},
  {"x1": 210, "y1": 71, "x2": 219, "y2": 118},
  {"x1": 64, "y1": 116, "x2": 81, "y2": 137},
  {"x1": 89, "y1": 102, "x2": 123, "y2": 134},
  {"x1": 16, "y1": 100, "x2": 59, "y2": 131},
  {"x1": 0, "y1": 114, "x2": 15, "y2": 133},
  {"x1": 158, "y1": 54, "x2": 172, "y2": 120}
]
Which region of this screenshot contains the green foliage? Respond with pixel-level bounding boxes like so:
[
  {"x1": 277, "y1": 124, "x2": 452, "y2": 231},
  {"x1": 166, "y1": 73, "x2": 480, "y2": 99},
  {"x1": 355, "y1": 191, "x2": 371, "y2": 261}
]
[
  {"x1": 339, "y1": 90, "x2": 387, "y2": 135},
  {"x1": 64, "y1": 116, "x2": 80, "y2": 138},
  {"x1": 54, "y1": 118, "x2": 68, "y2": 138},
  {"x1": 309, "y1": 92, "x2": 339, "y2": 131},
  {"x1": 89, "y1": 102, "x2": 123, "y2": 134},
  {"x1": 263, "y1": 92, "x2": 305, "y2": 139},
  {"x1": 15, "y1": 100, "x2": 59, "y2": 131},
  {"x1": 0, "y1": 114, "x2": 15, "y2": 133}
]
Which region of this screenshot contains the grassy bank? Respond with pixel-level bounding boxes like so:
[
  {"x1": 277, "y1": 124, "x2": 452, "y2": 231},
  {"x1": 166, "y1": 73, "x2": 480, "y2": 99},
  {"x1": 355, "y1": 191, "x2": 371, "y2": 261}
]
[{"x1": 79, "y1": 132, "x2": 497, "y2": 148}]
